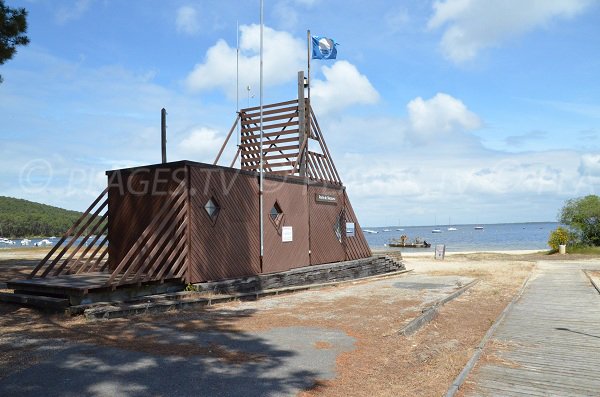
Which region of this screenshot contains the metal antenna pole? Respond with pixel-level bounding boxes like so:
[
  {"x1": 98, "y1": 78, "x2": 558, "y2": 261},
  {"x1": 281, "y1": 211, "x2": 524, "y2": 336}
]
[
  {"x1": 161, "y1": 108, "x2": 167, "y2": 164},
  {"x1": 236, "y1": 20, "x2": 240, "y2": 146},
  {"x1": 259, "y1": 0, "x2": 264, "y2": 266},
  {"x1": 307, "y1": 30, "x2": 311, "y2": 104}
]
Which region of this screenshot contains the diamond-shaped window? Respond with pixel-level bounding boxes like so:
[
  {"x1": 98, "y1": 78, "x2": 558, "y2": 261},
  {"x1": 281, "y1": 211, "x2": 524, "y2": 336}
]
[
  {"x1": 270, "y1": 201, "x2": 283, "y2": 226},
  {"x1": 204, "y1": 197, "x2": 220, "y2": 220}
]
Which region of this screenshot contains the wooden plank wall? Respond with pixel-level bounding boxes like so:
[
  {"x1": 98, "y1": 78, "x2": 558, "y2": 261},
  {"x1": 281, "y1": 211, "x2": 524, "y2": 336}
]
[
  {"x1": 262, "y1": 178, "x2": 310, "y2": 273},
  {"x1": 107, "y1": 166, "x2": 186, "y2": 272},
  {"x1": 343, "y1": 190, "x2": 372, "y2": 260},
  {"x1": 188, "y1": 166, "x2": 261, "y2": 282},
  {"x1": 307, "y1": 185, "x2": 346, "y2": 265}
]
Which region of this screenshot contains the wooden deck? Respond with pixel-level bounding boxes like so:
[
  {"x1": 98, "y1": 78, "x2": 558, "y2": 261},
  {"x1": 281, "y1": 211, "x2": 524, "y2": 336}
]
[
  {"x1": 464, "y1": 261, "x2": 600, "y2": 397},
  {"x1": 7, "y1": 272, "x2": 180, "y2": 296}
]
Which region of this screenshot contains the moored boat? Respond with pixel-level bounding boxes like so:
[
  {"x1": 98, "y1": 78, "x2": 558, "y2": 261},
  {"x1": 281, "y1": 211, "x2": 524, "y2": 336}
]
[{"x1": 388, "y1": 235, "x2": 431, "y2": 248}]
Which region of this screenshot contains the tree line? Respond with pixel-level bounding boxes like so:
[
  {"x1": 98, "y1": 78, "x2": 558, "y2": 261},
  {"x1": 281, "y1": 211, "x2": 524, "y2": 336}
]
[{"x1": 0, "y1": 196, "x2": 99, "y2": 238}]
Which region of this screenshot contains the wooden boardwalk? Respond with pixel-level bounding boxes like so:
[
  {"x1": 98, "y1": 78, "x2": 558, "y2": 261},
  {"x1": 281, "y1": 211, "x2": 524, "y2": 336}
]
[{"x1": 464, "y1": 261, "x2": 600, "y2": 397}]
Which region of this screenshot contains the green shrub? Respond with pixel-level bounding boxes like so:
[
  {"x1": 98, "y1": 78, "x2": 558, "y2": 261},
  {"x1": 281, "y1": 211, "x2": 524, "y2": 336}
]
[
  {"x1": 548, "y1": 227, "x2": 570, "y2": 250},
  {"x1": 559, "y1": 195, "x2": 600, "y2": 246},
  {"x1": 184, "y1": 283, "x2": 200, "y2": 292}
]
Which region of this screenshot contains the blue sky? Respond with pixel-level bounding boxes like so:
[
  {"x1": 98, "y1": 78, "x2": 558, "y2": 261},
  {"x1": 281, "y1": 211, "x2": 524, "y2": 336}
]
[{"x1": 1, "y1": 0, "x2": 600, "y2": 226}]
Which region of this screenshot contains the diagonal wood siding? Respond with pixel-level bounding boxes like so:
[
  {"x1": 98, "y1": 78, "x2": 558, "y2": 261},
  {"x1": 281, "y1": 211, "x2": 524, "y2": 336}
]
[
  {"x1": 188, "y1": 165, "x2": 260, "y2": 282},
  {"x1": 262, "y1": 178, "x2": 310, "y2": 273},
  {"x1": 343, "y1": 190, "x2": 372, "y2": 260},
  {"x1": 107, "y1": 165, "x2": 187, "y2": 273},
  {"x1": 308, "y1": 184, "x2": 346, "y2": 265}
]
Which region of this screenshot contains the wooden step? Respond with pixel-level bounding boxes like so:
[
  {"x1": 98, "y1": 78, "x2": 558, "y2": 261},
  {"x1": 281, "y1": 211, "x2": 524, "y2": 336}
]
[{"x1": 0, "y1": 292, "x2": 69, "y2": 311}]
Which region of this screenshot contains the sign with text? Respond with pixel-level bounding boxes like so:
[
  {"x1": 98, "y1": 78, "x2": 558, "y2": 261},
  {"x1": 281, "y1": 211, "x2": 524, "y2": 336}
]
[
  {"x1": 346, "y1": 222, "x2": 355, "y2": 237},
  {"x1": 315, "y1": 193, "x2": 337, "y2": 204},
  {"x1": 435, "y1": 244, "x2": 445, "y2": 260},
  {"x1": 282, "y1": 226, "x2": 293, "y2": 242}
]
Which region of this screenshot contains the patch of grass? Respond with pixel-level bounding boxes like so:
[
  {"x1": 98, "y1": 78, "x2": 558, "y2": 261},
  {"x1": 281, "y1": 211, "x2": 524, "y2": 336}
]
[{"x1": 565, "y1": 245, "x2": 600, "y2": 255}]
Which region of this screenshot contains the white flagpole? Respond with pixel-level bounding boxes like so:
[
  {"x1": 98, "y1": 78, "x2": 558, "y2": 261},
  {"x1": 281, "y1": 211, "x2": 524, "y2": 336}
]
[
  {"x1": 236, "y1": 20, "x2": 240, "y2": 146},
  {"x1": 307, "y1": 30, "x2": 311, "y2": 104},
  {"x1": 259, "y1": 0, "x2": 264, "y2": 265}
]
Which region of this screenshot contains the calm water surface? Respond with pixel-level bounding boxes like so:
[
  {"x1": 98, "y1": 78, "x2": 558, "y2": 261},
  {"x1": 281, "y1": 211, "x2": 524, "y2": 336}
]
[
  {"x1": 363, "y1": 222, "x2": 558, "y2": 252},
  {"x1": 0, "y1": 222, "x2": 558, "y2": 253}
]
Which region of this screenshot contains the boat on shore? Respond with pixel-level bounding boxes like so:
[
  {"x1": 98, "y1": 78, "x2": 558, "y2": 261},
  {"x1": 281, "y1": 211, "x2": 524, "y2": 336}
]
[
  {"x1": 388, "y1": 236, "x2": 431, "y2": 248},
  {"x1": 389, "y1": 241, "x2": 431, "y2": 248}
]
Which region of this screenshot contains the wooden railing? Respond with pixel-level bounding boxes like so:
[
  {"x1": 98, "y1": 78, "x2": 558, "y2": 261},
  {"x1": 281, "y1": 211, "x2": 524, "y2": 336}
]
[
  {"x1": 28, "y1": 179, "x2": 189, "y2": 287},
  {"x1": 106, "y1": 181, "x2": 188, "y2": 286},
  {"x1": 215, "y1": 98, "x2": 342, "y2": 185},
  {"x1": 28, "y1": 188, "x2": 109, "y2": 279}
]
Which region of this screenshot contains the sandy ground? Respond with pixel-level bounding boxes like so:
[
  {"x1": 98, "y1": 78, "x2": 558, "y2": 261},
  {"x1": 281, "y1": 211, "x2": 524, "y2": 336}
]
[{"x1": 0, "y1": 248, "x2": 596, "y2": 396}]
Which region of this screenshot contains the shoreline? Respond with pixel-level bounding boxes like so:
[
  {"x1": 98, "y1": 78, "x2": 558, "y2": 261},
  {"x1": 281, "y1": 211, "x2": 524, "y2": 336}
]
[
  {"x1": 373, "y1": 248, "x2": 546, "y2": 257},
  {"x1": 378, "y1": 249, "x2": 548, "y2": 258}
]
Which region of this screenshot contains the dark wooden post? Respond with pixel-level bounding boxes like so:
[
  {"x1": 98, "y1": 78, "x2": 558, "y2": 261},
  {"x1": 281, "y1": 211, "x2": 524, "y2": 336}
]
[
  {"x1": 297, "y1": 71, "x2": 307, "y2": 176},
  {"x1": 161, "y1": 108, "x2": 167, "y2": 164}
]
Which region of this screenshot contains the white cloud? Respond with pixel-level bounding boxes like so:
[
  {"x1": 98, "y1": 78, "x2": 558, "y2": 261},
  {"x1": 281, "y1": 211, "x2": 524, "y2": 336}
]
[
  {"x1": 185, "y1": 24, "x2": 304, "y2": 97},
  {"x1": 56, "y1": 0, "x2": 94, "y2": 24},
  {"x1": 176, "y1": 6, "x2": 200, "y2": 35},
  {"x1": 579, "y1": 153, "x2": 600, "y2": 176},
  {"x1": 340, "y1": 148, "x2": 590, "y2": 225},
  {"x1": 311, "y1": 61, "x2": 379, "y2": 113},
  {"x1": 428, "y1": 0, "x2": 592, "y2": 63},
  {"x1": 177, "y1": 127, "x2": 224, "y2": 162},
  {"x1": 407, "y1": 93, "x2": 481, "y2": 143}
]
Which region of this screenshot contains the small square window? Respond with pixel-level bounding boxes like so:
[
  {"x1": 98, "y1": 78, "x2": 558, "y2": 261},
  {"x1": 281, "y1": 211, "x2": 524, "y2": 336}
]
[
  {"x1": 204, "y1": 197, "x2": 220, "y2": 220},
  {"x1": 270, "y1": 201, "x2": 283, "y2": 226}
]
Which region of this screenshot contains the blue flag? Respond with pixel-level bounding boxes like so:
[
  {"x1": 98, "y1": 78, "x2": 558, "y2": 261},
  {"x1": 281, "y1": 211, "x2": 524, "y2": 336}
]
[{"x1": 312, "y1": 36, "x2": 338, "y2": 60}]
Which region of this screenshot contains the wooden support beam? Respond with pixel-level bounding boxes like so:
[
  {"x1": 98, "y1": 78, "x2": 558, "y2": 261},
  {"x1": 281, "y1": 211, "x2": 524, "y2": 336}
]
[
  {"x1": 213, "y1": 114, "x2": 240, "y2": 165},
  {"x1": 29, "y1": 188, "x2": 108, "y2": 278},
  {"x1": 241, "y1": 99, "x2": 297, "y2": 113}
]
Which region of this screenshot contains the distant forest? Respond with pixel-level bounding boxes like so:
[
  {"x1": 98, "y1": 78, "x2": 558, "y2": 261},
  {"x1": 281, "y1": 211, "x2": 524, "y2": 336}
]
[{"x1": 0, "y1": 196, "x2": 91, "y2": 238}]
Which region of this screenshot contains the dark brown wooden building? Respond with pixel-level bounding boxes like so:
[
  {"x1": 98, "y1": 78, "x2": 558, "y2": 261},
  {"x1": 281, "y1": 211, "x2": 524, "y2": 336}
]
[{"x1": 24, "y1": 72, "x2": 372, "y2": 288}]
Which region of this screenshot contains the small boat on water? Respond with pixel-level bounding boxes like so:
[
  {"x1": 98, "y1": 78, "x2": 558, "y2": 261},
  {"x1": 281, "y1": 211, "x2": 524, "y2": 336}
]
[
  {"x1": 20, "y1": 239, "x2": 31, "y2": 246},
  {"x1": 34, "y1": 239, "x2": 54, "y2": 247},
  {"x1": 383, "y1": 229, "x2": 391, "y2": 232},
  {"x1": 432, "y1": 229, "x2": 442, "y2": 233},
  {"x1": 363, "y1": 229, "x2": 378, "y2": 234},
  {"x1": 446, "y1": 217, "x2": 457, "y2": 231},
  {"x1": 396, "y1": 228, "x2": 404, "y2": 231},
  {"x1": 474, "y1": 226, "x2": 484, "y2": 230}
]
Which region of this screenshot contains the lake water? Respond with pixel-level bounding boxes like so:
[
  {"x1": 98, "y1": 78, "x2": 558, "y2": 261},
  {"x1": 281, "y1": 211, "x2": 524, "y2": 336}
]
[
  {"x1": 363, "y1": 222, "x2": 558, "y2": 252},
  {"x1": 0, "y1": 222, "x2": 558, "y2": 252}
]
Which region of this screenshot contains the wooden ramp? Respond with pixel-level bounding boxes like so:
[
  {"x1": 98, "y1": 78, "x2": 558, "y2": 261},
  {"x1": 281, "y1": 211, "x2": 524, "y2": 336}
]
[{"x1": 464, "y1": 261, "x2": 600, "y2": 397}]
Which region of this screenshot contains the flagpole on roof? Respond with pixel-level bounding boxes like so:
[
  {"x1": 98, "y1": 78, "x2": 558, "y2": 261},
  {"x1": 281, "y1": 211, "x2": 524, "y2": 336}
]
[
  {"x1": 259, "y1": 0, "x2": 264, "y2": 268},
  {"x1": 307, "y1": 29, "x2": 311, "y2": 104},
  {"x1": 236, "y1": 20, "x2": 240, "y2": 146}
]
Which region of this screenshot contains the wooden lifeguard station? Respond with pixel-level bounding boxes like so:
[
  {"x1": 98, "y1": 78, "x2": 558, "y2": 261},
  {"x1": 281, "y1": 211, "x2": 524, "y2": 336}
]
[{"x1": 6, "y1": 72, "x2": 379, "y2": 307}]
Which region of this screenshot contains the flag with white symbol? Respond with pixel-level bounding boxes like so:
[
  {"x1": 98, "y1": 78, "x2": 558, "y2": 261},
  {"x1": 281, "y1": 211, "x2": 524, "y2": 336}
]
[{"x1": 311, "y1": 36, "x2": 338, "y2": 60}]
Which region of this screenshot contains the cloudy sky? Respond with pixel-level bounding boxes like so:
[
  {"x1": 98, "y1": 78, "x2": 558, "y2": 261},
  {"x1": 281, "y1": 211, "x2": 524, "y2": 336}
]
[{"x1": 1, "y1": 0, "x2": 599, "y2": 227}]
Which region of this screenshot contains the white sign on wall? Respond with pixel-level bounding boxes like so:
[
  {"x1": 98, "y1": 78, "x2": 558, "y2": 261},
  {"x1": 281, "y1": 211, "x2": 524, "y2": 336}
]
[
  {"x1": 282, "y1": 226, "x2": 293, "y2": 242},
  {"x1": 346, "y1": 222, "x2": 355, "y2": 237}
]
